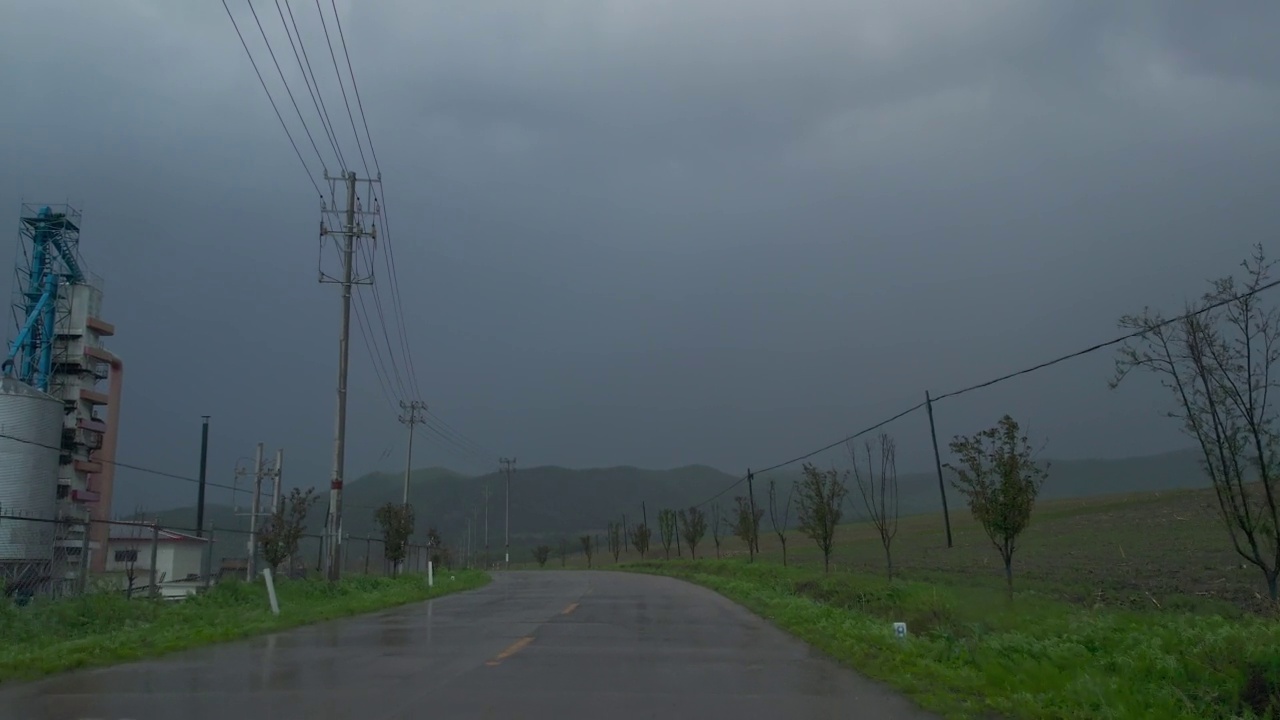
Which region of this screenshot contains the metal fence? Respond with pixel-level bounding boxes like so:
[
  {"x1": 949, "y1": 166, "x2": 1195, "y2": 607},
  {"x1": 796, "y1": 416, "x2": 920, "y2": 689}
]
[{"x1": 0, "y1": 514, "x2": 444, "y2": 604}]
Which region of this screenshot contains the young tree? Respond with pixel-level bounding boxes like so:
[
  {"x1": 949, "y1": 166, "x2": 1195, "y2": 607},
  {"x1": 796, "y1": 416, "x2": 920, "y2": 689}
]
[
  {"x1": 258, "y1": 487, "x2": 318, "y2": 574},
  {"x1": 678, "y1": 506, "x2": 707, "y2": 560},
  {"x1": 630, "y1": 522, "x2": 652, "y2": 560},
  {"x1": 658, "y1": 509, "x2": 677, "y2": 560},
  {"x1": 849, "y1": 433, "x2": 901, "y2": 580},
  {"x1": 945, "y1": 415, "x2": 1047, "y2": 598},
  {"x1": 374, "y1": 502, "x2": 416, "y2": 577},
  {"x1": 532, "y1": 545, "x2": 551, "y2": 567},
  {"x1": 767, "y1": 480, "x2": 795, "y2": 567},
  {"x1": 579, "y1": 535, "x2": 594, "y2": 568},
  {"x1": 120, "y1": 538, "x2": 141, "y2": 598},
  {"x1": 1113, "y1": 245, "x2": 1280, "y2": 602},
  {"x1": 607, "y1": 521, "x2": 623, "y2": 563},
  {"x1": 710, "y1": 502, "x2": 723, "y2": 559},
  {"x1": 731, "y1": 496, "x2": 764, "y2": 562},
  {"x1": 795, "y1": 463, "x2": 847, "y2": 572}
]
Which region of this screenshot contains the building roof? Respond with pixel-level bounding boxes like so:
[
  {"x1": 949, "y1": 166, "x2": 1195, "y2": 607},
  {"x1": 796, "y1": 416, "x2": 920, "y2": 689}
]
[{"x1": 107, "y1": 522, "x2": 210, "y2": 544}]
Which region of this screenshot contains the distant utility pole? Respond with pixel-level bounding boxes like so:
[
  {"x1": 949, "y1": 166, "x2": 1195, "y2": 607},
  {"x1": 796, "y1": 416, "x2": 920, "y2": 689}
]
[
  {"x1": 247, "y1": 442, "x2": 264, "y2": 581},
  {"x1": 483, "y1": 484, "x2": 491, "y2": 569},
  {"x1": 925, "y1": 390, "x2": 954, "y2": 549},
  {"x1": 399, "y1": 401, "x2": 427, "y2": 505},
  {"x1": 500, "y1": 457, "x2": 516, "y2": 569},
  {"x1": 270, "y1": 449, "x2": 284, "y2": 514},
  {"x1": 320, "y1": 169, "x2": 380, "y2": 582},
  {"x1": 196, "y1": 416, "x2": 210, "y2": 538}
]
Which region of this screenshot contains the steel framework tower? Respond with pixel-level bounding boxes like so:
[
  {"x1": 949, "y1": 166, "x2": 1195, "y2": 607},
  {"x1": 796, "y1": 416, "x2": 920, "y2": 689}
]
[
  {"x1": 4, "y1": 203, "x2": 121, "y2": 593},
  {"x1": 6, "y1": 205, "x2": 85, "y2": 392}
]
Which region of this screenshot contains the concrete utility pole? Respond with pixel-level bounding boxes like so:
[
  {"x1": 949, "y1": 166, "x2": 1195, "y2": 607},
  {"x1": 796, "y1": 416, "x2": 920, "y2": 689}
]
[
  {"x1": 247, "y1": 442, "x2": 264, "y2": 581},
  {"x1": 196, "y1": 416, "x2": 210, "y2": 538},
  {"x1": 483, "y1": 484, "x2": 491, "y2": 569},
  {"x1": 320, "y1": 169, "x2": 380, "y2": 582},
  {"x1": 500, "y1": 457, "x2": 515, "y2": 568},
  {"x1": 398, "y1": 401, "x2": 427, "y2": 505}
]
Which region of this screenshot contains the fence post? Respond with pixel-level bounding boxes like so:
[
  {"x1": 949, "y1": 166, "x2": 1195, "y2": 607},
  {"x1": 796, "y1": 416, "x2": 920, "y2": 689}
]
[
  {"x1": 78, "y1": 520, "x2": 91, "y2": 595},
  {"x1": 149, "y1": 522, "x2": 160, "y2": 598},
  {"x1": 925, "y1": 390, "x2": 954, "y2": 548}
]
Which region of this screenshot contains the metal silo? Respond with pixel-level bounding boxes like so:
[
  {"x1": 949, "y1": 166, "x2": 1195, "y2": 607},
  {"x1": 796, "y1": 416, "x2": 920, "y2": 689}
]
[{"x1": 0, "y1": 376, "x2": 63, "y2": 561}]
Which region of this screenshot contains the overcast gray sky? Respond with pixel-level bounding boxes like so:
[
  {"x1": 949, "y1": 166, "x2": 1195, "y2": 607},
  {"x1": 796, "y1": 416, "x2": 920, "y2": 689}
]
[{"x1": 2, "y1": 1, "x2": 1278, "y2": 512}]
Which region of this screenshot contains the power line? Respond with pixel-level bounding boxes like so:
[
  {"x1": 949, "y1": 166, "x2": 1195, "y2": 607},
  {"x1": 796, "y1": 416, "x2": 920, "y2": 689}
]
[
  {"x1": 329, "y1": 0, "x2": 381, "y2": 175},
  {"x1": 313, "y1": 0, "x2": 370, "y2": 176},
  {"x1": 425, "y1": 410, "x2": 496, "y2": 460},
  {"x1": 246, "y1": 0, "x2": 329, "y2": 175},
  {"x1": 272, "y1": 0, "x2": 344, "y2": 171},
  {"x1": 693, "y1": 270, "x2": 1280, "y2": 508},
  {"x1": 351, "y1": 285, "x2": 399, "y2": 412},
  {"x1": 221, "y1": 0, "x2": 323, "y2": 198},
  {"x1": 932, "y1": 275, "x2": 1280, "y2": 402},
  {"x1": 0, "y1": 430, "x2": 270, "y2": 500}
]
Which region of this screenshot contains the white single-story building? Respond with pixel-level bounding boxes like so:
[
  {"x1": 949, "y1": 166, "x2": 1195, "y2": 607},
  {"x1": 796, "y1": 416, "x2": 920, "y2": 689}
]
[{"x1": 104, "y1": 522, "x2": 210, "y2": 599}]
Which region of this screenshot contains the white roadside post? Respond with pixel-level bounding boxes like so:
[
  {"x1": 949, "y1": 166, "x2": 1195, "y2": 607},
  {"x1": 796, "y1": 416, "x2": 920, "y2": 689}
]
[{"x1": 262, "y1": 568, "x2": 281, "y2": 615}]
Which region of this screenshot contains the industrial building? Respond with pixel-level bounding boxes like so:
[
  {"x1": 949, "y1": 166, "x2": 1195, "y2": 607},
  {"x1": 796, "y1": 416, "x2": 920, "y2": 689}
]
[{"x1": 0, "y1": 204, "x2": 121, "y2": 597}]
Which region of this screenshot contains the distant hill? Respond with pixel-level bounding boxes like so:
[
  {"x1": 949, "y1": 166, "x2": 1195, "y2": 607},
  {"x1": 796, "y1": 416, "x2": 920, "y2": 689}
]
[{"x1": 143, "y1": 450, "x2": 1210, "y2": 563}]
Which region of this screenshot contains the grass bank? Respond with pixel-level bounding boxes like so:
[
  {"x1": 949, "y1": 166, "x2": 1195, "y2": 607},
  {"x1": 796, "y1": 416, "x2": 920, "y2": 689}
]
[
  {"x1": 0, "y1": 570, "x2": 488, "y2": 682},
  {"x1": 629, "y1": 560, "x2": 1280, "y2": 720}
]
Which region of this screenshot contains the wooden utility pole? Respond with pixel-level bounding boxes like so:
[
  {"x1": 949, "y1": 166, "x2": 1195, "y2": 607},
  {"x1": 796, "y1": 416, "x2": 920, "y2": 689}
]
[
  {"x1": 925, "y1": 390, "x2": 954, "y2": 548},
  {"x1": 399, "y1": 401, "x2": 427, "y2": 505}
]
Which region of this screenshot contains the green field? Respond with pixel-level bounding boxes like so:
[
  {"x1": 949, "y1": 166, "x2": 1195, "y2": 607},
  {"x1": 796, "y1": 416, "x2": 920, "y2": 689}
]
[
  {"x1": 545, "y1": 486, "x2": 1268, "y2": 614},
  {"x1": 525, "y1": 487, "x2": 1280, "y2": 718},
  {"x1": 0, "y1": 571, "x2": 489, "y2": 683}
]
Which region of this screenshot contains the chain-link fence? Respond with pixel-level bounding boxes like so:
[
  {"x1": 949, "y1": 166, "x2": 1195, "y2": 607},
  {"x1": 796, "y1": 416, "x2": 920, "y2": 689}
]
[{"x1": 1, "y1": 514, "x2": 444, "y2": 605}]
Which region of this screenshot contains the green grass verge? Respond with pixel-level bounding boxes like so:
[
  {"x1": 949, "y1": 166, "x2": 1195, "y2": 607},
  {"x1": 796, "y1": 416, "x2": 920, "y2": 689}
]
[
  {"x1": 0, "y1": 570, "x2": 489, "y2": 683},
  {"x1": 628, "y1": 560, "x2": 1280, "y2": 720}
]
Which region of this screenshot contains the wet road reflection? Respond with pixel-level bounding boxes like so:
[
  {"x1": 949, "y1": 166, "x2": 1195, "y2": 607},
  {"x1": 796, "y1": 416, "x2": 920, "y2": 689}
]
[{"x1": 0, "y1": 571, "x2": 935, "y2": 719}]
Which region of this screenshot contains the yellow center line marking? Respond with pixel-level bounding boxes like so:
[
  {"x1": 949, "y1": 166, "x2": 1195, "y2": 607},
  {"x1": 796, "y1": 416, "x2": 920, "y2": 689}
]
[
  {"x1": 562, "y1": 602, "x2": 579, "y2": 615},
  {"x1": 485, "y1": 636, "x2": 534, "y2": 667}
]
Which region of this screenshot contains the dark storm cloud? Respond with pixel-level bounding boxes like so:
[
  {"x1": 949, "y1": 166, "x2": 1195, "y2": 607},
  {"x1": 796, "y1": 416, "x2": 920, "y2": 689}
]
[{"x1": 2, "y1": 0, "x2": 1279, "y2": 512}]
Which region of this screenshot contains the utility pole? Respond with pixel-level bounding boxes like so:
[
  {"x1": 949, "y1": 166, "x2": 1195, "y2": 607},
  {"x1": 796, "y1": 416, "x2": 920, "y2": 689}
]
[
  {"x1": 196, "y1": 416, "x2": 210, "y2": 538},
  {"x1": 500, "y1": 457, "x2": 515, "y2": 569},
  {"x1": 925, "y1": 390, "x2": 954, "y2": 548},
  {"x1": 272, "y1": 448, "x2": 284, "y2": 514},
  {"x1": 746, "y1": 468, "x2": 758, "y2": 561},
  {"x1": 483, "y1": 484, "x2": 490, "y2": 569},
  {"x1": 320, "y1": 169, "x2": 379, "y2": 582},
  {"x1": 399, "y1": 401, "x2": 427, "y2": 505},
  {"x1": 247, "y1": 442, "x2": 264, "y2": 581}
]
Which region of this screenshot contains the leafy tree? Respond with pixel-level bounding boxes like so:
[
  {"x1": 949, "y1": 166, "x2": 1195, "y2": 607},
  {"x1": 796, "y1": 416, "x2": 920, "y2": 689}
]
[
  {"x1": 796, "y1": 463, "x2": 846, "y2": 572},
  {"x1": 532, "y1": 545, "x2": 551, "y2": 568},
  {"x1": 678, "y1": 506, "x2": 707, "y2": 560},
  {"x1": 1113, "y1": 245, "x2": 1280, "y2": 602},
  {"x1": 710, "y1": 502, "x2": 723, "y2": 559},
  {"x1": 579, "y1": 535, "x2": 594, "y2": 568},
  {"x1": 767, "y1": 480, "x2": 794, "y2": 567},
  {"x1": 630, "y1": 523, "x2": 652, "y2": 560},
  {"x1": 731, "y1": 496, "x2": 764, "y2": 562},
  {"x1": 658, "y1": 509, "x2": 678, "y2": 560},
  {"x1": 849, "y1": 433, "x2": 900, "y2": 579},
  {"x1": 607, "y1": 522, "x2": 623, "y2": 563},
  {"x1": 258, "y1": 487, "x2": 318, "y2": 574},
  {"x1": 374, "y1": 502, "x2": 416, "y2": 576},
  {"x1": 946, "y1": 415, "x2": 1047, "y2": 598}
]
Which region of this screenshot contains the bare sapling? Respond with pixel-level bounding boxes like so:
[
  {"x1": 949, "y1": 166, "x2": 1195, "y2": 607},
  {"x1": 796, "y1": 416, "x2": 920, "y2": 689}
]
[{"x1": 849, "y1": 432, "x2": 900, "y2": 580}]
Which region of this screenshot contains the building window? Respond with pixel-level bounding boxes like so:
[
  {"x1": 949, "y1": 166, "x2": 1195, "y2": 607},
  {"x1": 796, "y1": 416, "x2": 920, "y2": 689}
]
[
  {"x1": 56, "y1": 484, "x2": 69, "y2": 499},
  {"x1": 114, "y1": 549, "x2": 138, "y2": 563}
]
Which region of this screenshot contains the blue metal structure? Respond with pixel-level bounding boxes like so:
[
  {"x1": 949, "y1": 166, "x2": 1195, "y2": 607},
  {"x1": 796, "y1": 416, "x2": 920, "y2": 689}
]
[{"x1": 5, "y1": 205, "x2": 85, "y2": 391}]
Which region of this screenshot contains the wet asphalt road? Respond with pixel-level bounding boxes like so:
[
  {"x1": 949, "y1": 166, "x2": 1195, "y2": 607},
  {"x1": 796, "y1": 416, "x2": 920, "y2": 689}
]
[{"x1": 0, "y1": 571, "x2": 937, "y2": 720}]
